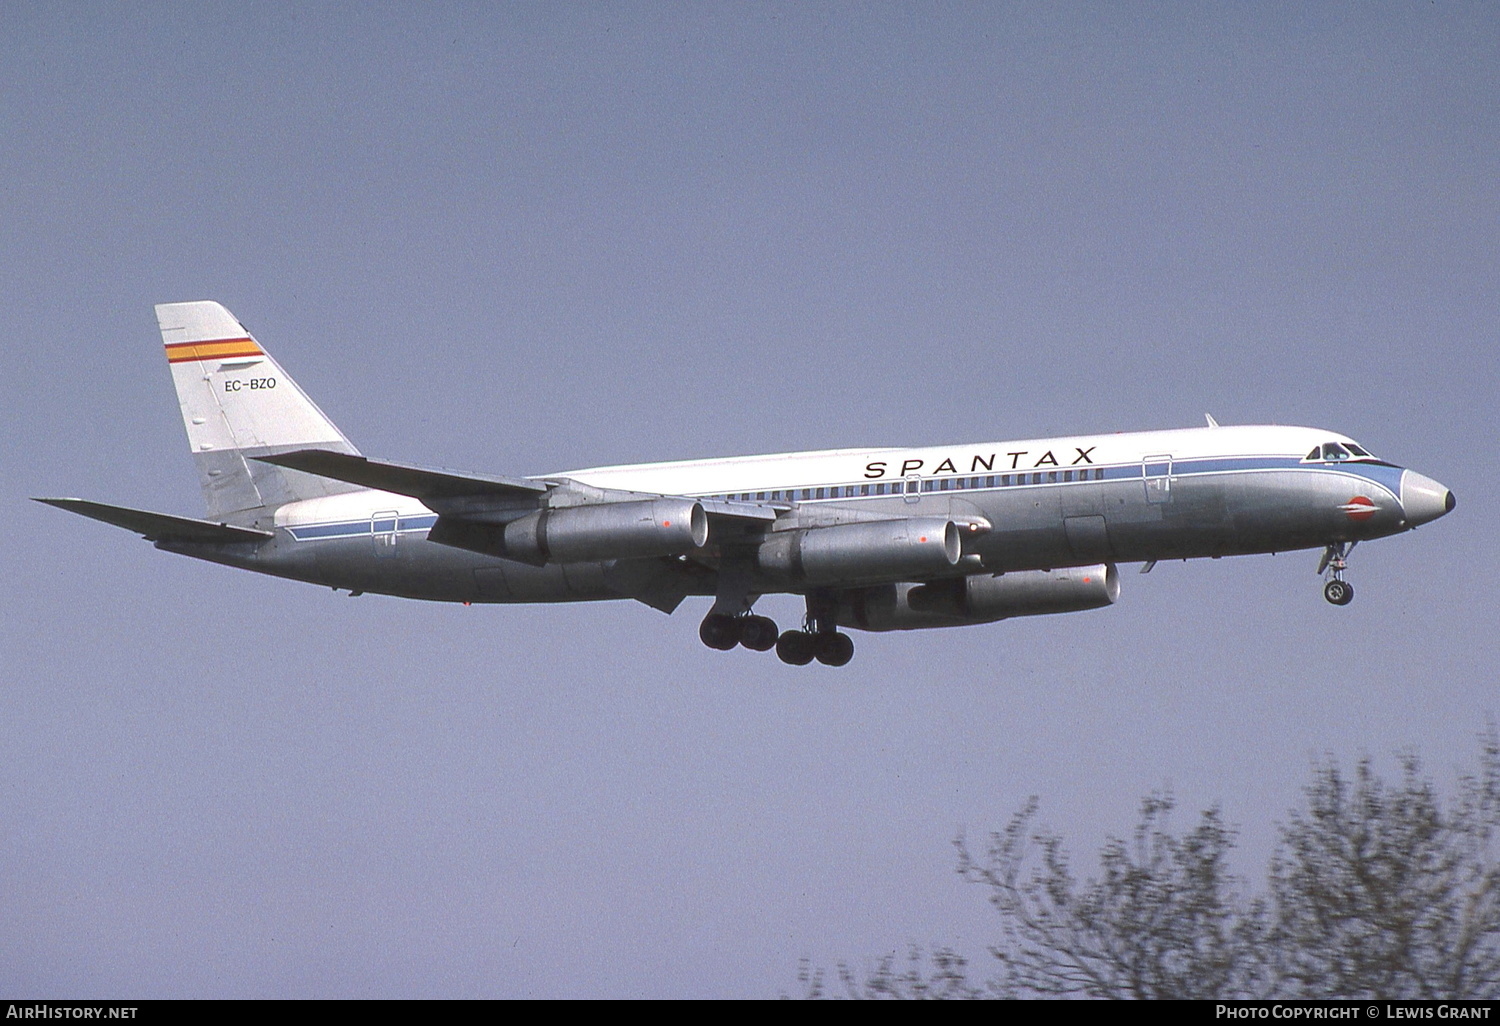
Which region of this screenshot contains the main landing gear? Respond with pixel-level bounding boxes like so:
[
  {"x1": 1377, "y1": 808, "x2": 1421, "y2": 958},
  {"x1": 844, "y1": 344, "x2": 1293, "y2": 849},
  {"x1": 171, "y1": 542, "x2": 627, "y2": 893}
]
[
  {"x1": 1318, "y1": 541, "x2": 1357, "y2": 606},
  {"x1": 699, "y1": 612, "x2": 779, "y2": 652},
  {"x1": 774, "y1": 626, "x2": 854, "y2": 668},
  {"x1": 697, "y1": 593, "x2": 857, "y2": 667}
]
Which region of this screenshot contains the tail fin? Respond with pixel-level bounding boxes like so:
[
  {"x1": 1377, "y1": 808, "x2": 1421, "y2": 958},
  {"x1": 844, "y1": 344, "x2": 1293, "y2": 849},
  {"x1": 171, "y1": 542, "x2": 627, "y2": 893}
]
[{"x1": 157, "y1": 301, "x2": 364, "y2": 519}]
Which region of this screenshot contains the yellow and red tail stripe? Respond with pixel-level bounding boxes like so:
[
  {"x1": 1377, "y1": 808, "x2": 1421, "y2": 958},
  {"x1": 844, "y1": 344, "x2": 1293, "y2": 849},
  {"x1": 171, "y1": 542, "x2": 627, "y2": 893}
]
[{"x1": 164, "y1": 337, "x2": 264, "y2": 364}]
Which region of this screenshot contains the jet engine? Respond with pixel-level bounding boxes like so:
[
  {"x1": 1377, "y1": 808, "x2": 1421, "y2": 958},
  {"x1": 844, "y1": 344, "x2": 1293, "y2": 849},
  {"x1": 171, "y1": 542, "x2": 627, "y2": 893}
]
[
  {"x1": 756, "y1": 518, "x2": 961, "y2": 586},
  {"x1": 836, "y1": 564, "x2": 1120, "y2": 631},
  {"x1": 503, "y1": 497, "x2": 708, "y2": 565}
]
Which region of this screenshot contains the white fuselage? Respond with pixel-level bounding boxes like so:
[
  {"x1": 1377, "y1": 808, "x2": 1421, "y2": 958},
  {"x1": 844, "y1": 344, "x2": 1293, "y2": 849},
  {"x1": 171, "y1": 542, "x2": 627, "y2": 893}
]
[{"x1": 236, "y1": 423, "x2": 1448, "y2": 609}]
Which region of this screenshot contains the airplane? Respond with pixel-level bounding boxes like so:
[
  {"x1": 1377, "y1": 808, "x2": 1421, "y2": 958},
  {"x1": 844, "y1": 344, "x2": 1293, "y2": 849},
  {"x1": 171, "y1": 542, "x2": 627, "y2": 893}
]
[{"x1": 37, "y1": 301, "x2": 1455, "y2": 667}]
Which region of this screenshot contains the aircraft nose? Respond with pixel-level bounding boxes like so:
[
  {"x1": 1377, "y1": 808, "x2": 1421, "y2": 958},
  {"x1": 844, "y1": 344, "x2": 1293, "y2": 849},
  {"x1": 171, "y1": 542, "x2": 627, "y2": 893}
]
[{"x1": 1401, "y1": 470, "x2": 1455, "y2": 527}]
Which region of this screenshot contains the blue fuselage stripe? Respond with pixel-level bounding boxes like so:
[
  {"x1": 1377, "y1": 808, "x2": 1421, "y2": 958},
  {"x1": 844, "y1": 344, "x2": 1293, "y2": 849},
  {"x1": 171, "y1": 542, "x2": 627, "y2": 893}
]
[{"x1": 286, "y1": 513, "x2": 439, "y2": 542}]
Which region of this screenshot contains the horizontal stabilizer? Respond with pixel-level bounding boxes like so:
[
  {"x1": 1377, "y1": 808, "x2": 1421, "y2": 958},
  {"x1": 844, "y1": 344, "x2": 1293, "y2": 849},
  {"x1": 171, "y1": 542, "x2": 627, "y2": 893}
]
[
  {"x1": 255, "y1": 450, "x2": 548, "y2": 507},
  {"x1": 35, "y1": 498, "x2": 273, "y2": 544}
]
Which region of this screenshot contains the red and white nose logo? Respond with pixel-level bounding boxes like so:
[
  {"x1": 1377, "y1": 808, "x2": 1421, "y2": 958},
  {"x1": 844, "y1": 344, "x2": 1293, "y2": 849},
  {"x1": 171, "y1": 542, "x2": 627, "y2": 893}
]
[{"x1": 1339, "y1": 496, "x2": 1377, "y2": 521}]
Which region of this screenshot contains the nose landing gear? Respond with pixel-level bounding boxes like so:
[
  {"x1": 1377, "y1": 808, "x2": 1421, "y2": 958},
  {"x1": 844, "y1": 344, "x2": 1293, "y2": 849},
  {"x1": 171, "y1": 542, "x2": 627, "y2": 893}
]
[
  {"x1": 1323, "y1": 578, "x2": 1354, "y2": 606},
  {"x1": 1318, "y1": 542, "x2": 1357, "y2": 606}
]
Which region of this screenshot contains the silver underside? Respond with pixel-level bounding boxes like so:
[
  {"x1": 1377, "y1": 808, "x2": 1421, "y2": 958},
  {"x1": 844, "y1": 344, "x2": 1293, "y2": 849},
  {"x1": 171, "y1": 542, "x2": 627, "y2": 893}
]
[{"x1": 163, "y1": 463, "x2": 1415, "y2": 612}]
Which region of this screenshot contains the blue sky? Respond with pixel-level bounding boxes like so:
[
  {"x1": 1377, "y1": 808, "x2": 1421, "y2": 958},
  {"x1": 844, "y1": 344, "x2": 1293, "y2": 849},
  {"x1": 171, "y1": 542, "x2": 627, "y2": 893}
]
[{"x1": 3, "y1": 2, "x2": 1496, "y2": 997}]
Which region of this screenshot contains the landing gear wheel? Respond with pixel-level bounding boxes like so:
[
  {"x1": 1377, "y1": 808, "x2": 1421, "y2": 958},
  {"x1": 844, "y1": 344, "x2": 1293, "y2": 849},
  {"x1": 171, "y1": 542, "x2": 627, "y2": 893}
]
[
  {"x1": 699, "y1": 613, "x2": 743, "y2": 650},
  {"x1": 776, "y1": 630, "x2": 817, "y2": 666},
  {"x1": 814, "y1": 632, "x2": 855, "y2": 667},
  {"x1": 1323, "y1": 579, "x2": 1354, "y2": 606},
  {"x1": 739, "y1": 615, "x2": 779, "y2": 651}
]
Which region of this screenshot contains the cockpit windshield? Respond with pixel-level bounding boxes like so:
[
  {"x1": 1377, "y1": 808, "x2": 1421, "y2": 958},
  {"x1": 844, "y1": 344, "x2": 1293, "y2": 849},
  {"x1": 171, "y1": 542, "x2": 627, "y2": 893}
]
[{"x1": 1305, "y1": 441, "x2": 1376, "y2": 462}]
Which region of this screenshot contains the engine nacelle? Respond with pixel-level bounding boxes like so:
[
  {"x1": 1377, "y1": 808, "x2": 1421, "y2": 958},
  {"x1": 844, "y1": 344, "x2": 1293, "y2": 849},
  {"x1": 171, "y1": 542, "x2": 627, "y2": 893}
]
[
  {"x1": 836, "y1": 564, "x2": 1120, "y2": 631},
  {"x1": 503, "y1": 498, "x2": 708, "y2": 565},
  {"x1": 757, "y1": 518, "x2": 961, "y2": 586}
]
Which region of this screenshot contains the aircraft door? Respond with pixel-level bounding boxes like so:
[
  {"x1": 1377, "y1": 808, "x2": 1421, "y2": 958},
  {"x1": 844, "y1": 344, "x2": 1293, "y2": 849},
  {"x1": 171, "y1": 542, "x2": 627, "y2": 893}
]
[
  {"x1": 372, "y1": 510, "x2": 399, "y2": 557},
  {"x1": 1142, "y1": 455, "x2": 1173, "y2": 505},
  {"x1": 903, "y1": 474, "x2": 922, "y2": 505}
]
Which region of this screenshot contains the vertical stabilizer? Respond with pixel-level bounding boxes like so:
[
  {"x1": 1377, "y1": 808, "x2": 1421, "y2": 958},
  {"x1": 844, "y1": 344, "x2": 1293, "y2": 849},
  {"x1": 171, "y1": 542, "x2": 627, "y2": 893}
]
[{"x1": 156, "y1": 301, "x2": 363, "y2": 520}]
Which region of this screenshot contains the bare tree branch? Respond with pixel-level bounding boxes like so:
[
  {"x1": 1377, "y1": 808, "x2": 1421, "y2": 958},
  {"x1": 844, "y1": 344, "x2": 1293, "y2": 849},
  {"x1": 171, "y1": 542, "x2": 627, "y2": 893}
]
[{"x1": 797, "y1": 726, "x2": 1500, "y2": 1000}]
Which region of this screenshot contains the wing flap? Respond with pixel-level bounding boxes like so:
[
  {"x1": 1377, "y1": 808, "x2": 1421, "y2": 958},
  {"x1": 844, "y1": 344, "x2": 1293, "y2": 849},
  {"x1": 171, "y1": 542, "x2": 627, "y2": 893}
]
[{"x1": 35, "y1": 498, "x2": 273, "y2": 544}]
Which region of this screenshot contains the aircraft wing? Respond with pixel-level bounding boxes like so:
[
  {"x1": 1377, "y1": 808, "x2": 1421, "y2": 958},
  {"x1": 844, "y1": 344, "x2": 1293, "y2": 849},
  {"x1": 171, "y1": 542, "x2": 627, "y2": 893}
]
[
  {"x1": 34, "y1": 498, "x2": 274, "y2": 544},
  {"x1": 257, "y1": 449, "x2": 779, "y2": 523},
  {"x1": 255, "y1": 449, "x2": 547, "y2": 514}
]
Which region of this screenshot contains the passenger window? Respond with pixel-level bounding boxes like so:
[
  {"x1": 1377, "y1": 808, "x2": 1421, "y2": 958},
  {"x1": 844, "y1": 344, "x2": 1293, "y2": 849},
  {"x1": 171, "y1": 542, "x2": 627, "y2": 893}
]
[
  {"x1": 985, "y1": 476, "x2": 995, "y2": 488},
  {"x1": 1048, "y1": 471, "x2": 1057, "y2": 483},
  {"x1": 1001, "y1": 474, "x2": 1011, "y2": 486},
  {"x1": 1064, "y1": 470, "x2": 1073, "y2": 482}
]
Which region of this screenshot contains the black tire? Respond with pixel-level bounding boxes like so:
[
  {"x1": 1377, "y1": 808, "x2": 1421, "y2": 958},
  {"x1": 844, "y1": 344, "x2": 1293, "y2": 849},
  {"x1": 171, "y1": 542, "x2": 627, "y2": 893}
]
[
  {"x1": 699, "y1": 613, "x2": 742, "y2": 650},
  {"x1": 740, "y1": 615, "x2": 779, "y2": 651},
  {"x1": 814, "y1": 632, "x2": 855, "y2": 667},
  {"x1": 776, "y1": 630, "x2": 816, "y2": 666},
  {"x1": 1323, "y1": 580, "x2": 1354, "y2": 606}
]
